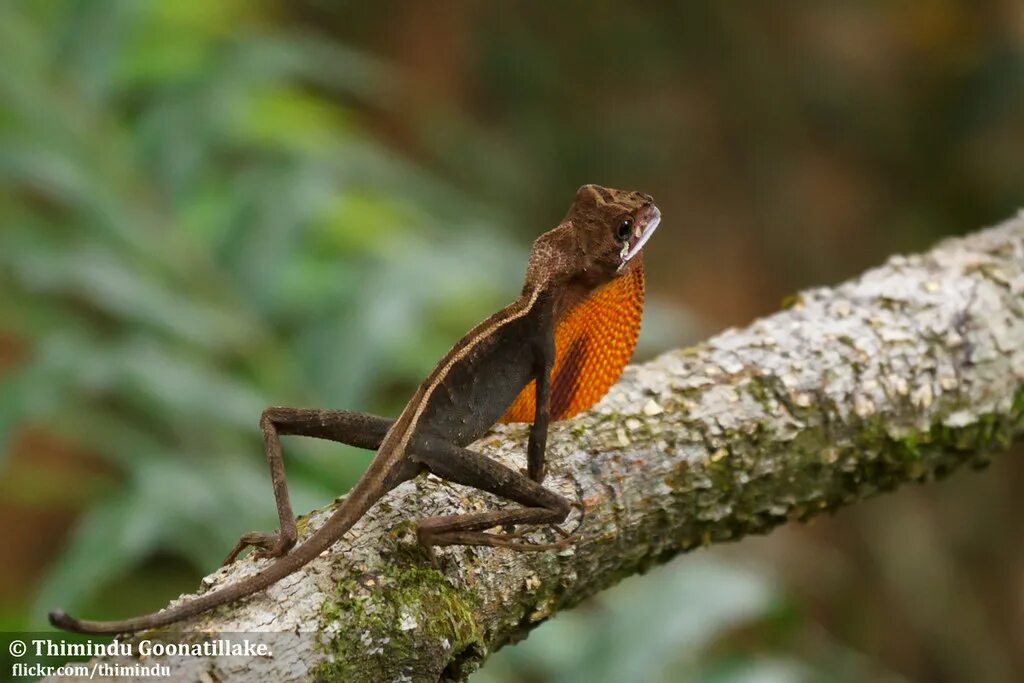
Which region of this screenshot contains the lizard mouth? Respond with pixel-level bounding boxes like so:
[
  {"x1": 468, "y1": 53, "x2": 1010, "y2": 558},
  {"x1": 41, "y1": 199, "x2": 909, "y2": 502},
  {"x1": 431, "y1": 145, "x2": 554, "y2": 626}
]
[{"x1": 618, "y1": 207, "x2": 661, "y2": 271}]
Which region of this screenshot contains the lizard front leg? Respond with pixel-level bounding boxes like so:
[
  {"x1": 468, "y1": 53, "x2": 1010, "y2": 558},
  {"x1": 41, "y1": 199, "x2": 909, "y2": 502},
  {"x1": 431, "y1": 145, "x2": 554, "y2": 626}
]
[
  {"x1": 411, "y1": 439, "x2": 573, "y2": 559},
  {"x1": 223, "y1": 407, "x2": 394, "y2": 565},
  {"x1": 527, "y1": 331, "x2": 553, "y2": 483}
]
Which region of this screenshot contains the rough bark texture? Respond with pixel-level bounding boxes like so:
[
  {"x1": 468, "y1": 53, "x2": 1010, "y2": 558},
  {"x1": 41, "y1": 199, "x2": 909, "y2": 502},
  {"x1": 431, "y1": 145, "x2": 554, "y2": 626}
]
[{"x1": 51, "y1": 215, "x2": 1024, "y2": 682}]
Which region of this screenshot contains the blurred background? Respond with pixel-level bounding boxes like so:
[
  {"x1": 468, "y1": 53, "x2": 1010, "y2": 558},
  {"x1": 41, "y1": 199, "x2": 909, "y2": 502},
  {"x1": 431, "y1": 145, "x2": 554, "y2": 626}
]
[{"x1": 1, "y1": 2, "x2": 1023, "y2": 681}]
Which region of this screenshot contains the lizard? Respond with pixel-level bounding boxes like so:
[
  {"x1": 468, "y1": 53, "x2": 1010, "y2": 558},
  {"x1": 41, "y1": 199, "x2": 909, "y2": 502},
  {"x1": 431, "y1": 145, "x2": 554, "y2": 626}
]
[{"x1": 49, "y1": 184, "x2": 661, "y2": 634}]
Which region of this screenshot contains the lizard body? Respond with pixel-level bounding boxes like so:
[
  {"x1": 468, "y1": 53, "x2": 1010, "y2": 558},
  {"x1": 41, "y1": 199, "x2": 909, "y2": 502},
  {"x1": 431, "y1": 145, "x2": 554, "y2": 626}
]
[{"x1": 50, "y1": 184, "x2": 661, "y2": 634}]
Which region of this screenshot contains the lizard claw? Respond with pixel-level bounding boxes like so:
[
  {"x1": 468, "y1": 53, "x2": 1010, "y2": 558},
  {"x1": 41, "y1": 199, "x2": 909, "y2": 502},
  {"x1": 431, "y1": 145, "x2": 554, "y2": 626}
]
[
  {"x1": 548, "y1": 499, "x2": 588, "y2": 544},
  {"x1": 498, "y1": 500, "x2": 588, "y2": 548},
  {"x1": 222, "y1": 530, "x2": 296, "y2": 565},
  {"x1": 253, "y1": 538, "x2": 295, "y2": 560}
]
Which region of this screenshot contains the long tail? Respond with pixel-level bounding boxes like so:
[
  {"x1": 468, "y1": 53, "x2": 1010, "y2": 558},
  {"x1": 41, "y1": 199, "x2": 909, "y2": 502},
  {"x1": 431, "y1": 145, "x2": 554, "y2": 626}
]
[{"x1": 49, "y1": 467, "x2": 392, "y2": 634}]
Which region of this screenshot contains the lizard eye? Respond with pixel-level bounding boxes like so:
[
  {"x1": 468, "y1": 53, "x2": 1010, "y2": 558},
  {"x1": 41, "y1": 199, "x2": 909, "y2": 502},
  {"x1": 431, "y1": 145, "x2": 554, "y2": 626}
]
[{"x1": 615, "y1": 219, "x2": 633, "y2": 242}]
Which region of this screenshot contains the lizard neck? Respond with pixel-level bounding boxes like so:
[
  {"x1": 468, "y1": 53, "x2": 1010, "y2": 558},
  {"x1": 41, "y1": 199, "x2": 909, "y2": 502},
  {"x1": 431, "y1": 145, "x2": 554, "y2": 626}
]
[{"x1": 541, "y1": 253, "x2": 644, "y2": 324}]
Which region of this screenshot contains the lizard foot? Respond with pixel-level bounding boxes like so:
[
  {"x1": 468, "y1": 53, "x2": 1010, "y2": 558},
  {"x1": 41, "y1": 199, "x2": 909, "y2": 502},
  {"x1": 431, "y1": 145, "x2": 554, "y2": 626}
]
[
  {"x1": 518, "y1": 499, "x2": 588, "y2": 546},
  {"x1": 427, "y1": 502, "x2": 589, "y2": 553},
  {"x1": 222, "y1": 530, "x2": 296, "y2": 566}
]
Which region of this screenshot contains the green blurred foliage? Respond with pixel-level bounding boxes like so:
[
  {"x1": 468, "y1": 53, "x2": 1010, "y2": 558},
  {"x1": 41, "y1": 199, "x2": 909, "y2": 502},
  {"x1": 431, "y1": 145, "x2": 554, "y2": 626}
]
[
  {"x1": 2, "y1": 2, "x2": 1024, "y2": 682},
  {"x1": 0, "y1": 0, "x2": 523, "y2": 627}
]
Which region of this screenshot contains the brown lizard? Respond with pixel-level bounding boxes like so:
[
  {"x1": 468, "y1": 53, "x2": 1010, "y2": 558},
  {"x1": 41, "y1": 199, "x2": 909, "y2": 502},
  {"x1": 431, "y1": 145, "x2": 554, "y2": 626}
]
[{"x1": 50, "y1": 184, "x2": 661, "y2": 634}]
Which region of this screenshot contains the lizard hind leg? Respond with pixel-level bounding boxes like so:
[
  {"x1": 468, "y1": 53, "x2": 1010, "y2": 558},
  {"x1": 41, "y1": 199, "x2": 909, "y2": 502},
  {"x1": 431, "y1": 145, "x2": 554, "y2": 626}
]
[
  {"x1": 411, "y1": 440, "x2": 577, "y2": 556},
  {"x1": 223, "y1": 407, "x2": 395, "y2": 566}
]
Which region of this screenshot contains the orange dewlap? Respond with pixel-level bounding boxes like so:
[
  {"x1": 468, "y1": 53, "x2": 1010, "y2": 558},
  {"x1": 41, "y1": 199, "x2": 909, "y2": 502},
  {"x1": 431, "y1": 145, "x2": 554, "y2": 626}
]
[{"x1": 500, "y1": 263, "x2": 645, "y2": 423}]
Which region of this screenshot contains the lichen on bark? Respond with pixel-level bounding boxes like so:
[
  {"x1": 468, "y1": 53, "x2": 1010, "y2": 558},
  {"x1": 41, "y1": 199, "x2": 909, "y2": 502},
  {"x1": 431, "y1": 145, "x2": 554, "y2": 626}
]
[{"x1": 49, "y1": 213, "x2": 1024, "y2": 683}]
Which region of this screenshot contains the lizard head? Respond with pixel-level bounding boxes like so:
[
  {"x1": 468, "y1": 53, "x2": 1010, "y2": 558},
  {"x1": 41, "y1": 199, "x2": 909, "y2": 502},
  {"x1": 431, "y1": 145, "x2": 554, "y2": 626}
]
[
  {"x1": 527, "y1": 184, "x2": 661, "y2": 292},
  {"x1": 524, "y1": 187, "x2": 659, "y2": 299},
  {"x1": 569, "y1": 184, "x2": 661, "y2": 276}
]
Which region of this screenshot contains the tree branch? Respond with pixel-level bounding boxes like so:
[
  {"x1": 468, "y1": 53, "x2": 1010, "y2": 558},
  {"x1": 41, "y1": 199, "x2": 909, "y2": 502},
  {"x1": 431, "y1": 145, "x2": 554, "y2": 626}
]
[{"x1": 51, "y1": 214, "x2": 1024, "y2": 682}]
